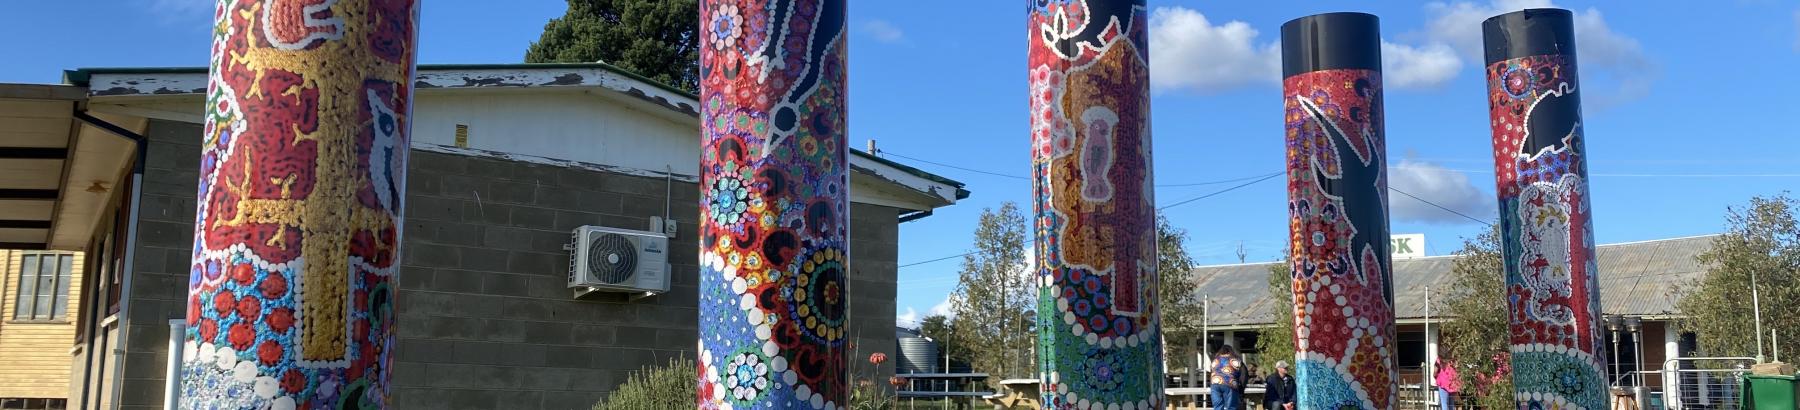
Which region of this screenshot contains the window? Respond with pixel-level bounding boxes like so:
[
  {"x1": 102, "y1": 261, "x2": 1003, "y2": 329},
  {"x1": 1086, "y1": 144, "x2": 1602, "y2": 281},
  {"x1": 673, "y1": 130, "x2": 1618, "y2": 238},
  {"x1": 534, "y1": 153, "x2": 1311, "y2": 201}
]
[
  {"x1": 0, "y1": 398, "x2": 68, "y2": 410},
  {"x1": 13, "y1": 252, "x2": 74, "y2": 321}
]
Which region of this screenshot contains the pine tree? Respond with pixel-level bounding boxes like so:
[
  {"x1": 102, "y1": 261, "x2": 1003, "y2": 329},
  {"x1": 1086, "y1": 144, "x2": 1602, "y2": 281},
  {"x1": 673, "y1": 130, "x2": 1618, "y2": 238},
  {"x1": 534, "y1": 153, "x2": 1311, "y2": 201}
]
[{"x1": 525, "y1": 0, "x2": 700, "y2": 93}]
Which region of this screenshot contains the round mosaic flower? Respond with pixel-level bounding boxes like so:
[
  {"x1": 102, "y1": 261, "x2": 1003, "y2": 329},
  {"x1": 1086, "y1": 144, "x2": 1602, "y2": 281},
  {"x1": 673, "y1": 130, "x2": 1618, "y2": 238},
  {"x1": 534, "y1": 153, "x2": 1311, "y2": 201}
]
[
  {"x1": 790, "y1": 246, "x2": 846, "y2": 343},
  {"x1": 1074, "y1": 349, "x2": 1126, "y2": 393},
  {"x1": 709, "y1": 4, "x2": 742, "y2": 51},
  {"x1": 708, "y1": 173, "x2": 750, "y2": 226},
  {"x1": 726, "y1": 351, "x2": 770, "y2": 402},
  {"x1": 1503, "y1": 66, "x2": 1534, "y2": 99}
]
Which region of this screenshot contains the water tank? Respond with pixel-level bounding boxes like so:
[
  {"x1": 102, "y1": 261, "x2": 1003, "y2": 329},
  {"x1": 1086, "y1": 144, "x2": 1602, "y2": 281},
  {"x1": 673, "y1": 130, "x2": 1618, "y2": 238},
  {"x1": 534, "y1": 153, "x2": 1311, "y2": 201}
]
[{"x1": 897, "y1": 337, "x2": 941, "y2": 374}]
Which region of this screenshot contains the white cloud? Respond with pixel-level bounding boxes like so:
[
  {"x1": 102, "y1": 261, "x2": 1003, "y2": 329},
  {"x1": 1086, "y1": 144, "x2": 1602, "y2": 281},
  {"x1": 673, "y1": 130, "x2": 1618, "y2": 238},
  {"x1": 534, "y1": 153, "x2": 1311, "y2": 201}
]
[
  {"x1": 928, "y1": 295, "x2": 957, "y2": 318},
  {"x1": 896, "y1": 293, "x2": 960, "y2": 329},
  {"x1": 896, "y1": 307, "x2": 921, "y2": 328},
  {"x1": 862, "y1": 20, "x2": 906, "y2": 44},
  {"x1": 1146, "y1": 6, "x2": 1460, "y2": 92},
  {"x1": 1422, "y1": 1, "x2": 1656, "y2": 107},
  {"x1": 1148, "y1": 6, "x2": 1280, "y2": 93},
  {"x1": 1381, "y1": 41, "x2": 1463, "y2": 89},
  {"x1": 1422, "y1": 0, "x2": 1554, "y2": 61},
  {"x1": 1388, "y1": 158, "x2": 1494, "y2": 224}
]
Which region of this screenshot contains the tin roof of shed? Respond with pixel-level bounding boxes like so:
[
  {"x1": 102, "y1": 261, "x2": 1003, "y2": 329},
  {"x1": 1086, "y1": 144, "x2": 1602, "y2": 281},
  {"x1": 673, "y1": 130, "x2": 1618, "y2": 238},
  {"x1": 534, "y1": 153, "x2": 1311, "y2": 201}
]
[{"x1": 1188, "y1": 234, "x2": 1720, "y2": 329}]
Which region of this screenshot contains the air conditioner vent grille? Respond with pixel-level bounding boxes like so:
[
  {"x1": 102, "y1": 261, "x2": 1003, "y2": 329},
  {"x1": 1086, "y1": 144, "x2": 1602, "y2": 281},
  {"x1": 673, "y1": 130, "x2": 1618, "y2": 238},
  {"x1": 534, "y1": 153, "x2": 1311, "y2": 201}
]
[{"x1": 586, "y1": 233, "x2": 638, "y2": 284}]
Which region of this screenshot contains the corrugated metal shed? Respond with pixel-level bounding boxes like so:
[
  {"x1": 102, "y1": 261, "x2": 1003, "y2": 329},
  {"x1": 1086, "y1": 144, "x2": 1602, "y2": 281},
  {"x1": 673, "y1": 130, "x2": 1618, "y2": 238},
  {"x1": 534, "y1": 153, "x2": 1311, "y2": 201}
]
[{"x1": 1188, "y1": 235, "x2": 1718, "y2": 328}]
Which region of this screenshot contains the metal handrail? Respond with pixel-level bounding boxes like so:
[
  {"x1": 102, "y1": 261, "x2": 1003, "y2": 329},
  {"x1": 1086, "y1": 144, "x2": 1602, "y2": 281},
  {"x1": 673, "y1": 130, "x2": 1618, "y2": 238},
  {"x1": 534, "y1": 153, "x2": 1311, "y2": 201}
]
[
  {"x1": 1613, "y1": 369, "x2": 1659, "y2": 387},
  {"x1": 1660, "y1": 356, "x2": 1759, "y2": 410},
  {"x1": 1664, "y1": 356, "x2": 1758, "y2": 369}
]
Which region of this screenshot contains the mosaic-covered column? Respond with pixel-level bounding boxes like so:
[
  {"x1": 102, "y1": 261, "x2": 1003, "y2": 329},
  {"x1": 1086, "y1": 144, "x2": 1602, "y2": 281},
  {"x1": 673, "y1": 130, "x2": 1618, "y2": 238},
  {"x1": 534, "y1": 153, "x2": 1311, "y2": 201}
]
[
  {"x1": 1280, "y1": 12, "x2": 1400, "y2": 410},
  {"x1": 1029, "y1": 1, "x2": 1163, "y2": 408},
  {"x1": 181, "y1": 0, "x2": 418, "y2": 408},
  {"x1": 1484, "y1": 9, "x2": 1608, "y2": 410},
  {"x1": 696, "y1": 0, "x2": 849, "y2": 408}
]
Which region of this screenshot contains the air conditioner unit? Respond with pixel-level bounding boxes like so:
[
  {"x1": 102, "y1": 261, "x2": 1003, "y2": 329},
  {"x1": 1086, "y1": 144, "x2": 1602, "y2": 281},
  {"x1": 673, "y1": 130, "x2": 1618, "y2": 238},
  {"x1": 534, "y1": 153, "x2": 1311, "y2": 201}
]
[{"x1": 568, "y1": 225, "x2": 670, "y2": 294}]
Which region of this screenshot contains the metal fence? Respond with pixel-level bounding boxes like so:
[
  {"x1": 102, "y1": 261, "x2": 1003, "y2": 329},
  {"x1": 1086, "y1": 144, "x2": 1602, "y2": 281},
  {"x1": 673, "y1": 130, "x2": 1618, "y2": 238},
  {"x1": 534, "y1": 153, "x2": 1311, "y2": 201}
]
[{"x1": 1659, "y1": 357, "x2": 1756, "y2": 410}]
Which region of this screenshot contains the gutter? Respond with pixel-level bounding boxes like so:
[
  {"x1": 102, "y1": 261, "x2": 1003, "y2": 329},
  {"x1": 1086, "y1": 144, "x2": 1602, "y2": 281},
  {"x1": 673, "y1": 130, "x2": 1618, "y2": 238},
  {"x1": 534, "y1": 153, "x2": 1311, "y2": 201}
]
[
  {"x1": 73, "y1": 111, "x2": 148, "y2": 410},
  {"x1": 898, "y1": 210, "x2": 933, "y2": 224}
]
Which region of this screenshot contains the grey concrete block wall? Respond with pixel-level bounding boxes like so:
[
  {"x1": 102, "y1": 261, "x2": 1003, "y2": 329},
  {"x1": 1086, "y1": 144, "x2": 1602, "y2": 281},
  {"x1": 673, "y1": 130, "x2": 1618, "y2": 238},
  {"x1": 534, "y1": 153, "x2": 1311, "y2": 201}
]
[
  {"x1": 848, "y1": 204, "x2": 900, "y2": 393},
  {"x1": 112, "y1": 120, "x2": 906, "y2": 409},
  {"x1": 115, "y1": 119, "x2": 206, "y2": 410},
  {"x1": 395, "y1": 151, "x2": 904, "y2": 409},
  {"x1": 395, "y1": 150, "x2": 703, "y2": 409}
]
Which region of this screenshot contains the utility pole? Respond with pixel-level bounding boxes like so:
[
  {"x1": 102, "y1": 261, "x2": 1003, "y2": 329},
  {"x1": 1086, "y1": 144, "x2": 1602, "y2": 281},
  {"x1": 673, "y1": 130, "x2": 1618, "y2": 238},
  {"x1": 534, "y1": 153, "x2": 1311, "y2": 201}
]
[
  {"x1": 1201, "y1": 296, "x2": 1209, "y2": 385},
  {"x1": 1752, "y1": 268, "x2": 1766, "y2": 363}
]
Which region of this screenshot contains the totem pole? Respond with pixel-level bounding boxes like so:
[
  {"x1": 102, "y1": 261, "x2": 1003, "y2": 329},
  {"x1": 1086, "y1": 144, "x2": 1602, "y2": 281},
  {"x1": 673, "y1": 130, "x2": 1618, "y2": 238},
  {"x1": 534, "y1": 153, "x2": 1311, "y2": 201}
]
[
  {"x1": 1030, "y1": 1, "x2": 1164, "y2": 408},
  {"x1": 182, "y1": 0, "x2": 418, "y2": 408},
  {"x1": 696, "y1": 0, "x2": 850, "y2": 408},
  {"x1": 1484, "y1": 9, "x2": 1608, "y2": 410},
  {"x1": 1280, "y1": 12, "x2": 1400, "y2": 409}
]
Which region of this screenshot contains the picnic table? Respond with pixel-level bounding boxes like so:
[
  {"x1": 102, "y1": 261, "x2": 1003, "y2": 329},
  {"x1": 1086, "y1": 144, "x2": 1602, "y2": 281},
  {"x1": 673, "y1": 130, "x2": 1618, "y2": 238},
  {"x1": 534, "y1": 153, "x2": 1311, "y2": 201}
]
[
  {"x1": 896, "y1": 373, "x2": 996, "y2": 409},
  {"x1": 1165, "y1": 385, "x2": 1268, "y2": 409}
]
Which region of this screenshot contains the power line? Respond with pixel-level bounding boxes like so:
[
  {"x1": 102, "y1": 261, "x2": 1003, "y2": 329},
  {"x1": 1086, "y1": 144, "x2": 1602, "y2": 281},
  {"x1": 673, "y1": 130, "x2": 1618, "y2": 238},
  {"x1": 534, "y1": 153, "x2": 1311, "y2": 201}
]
[
  {"x1": 897, "y1": 175, "x2": 1498, "y2": 268},
  {"x1": 1156, "y1": 172, "x2": 1283, "y2": 210},
  {"x1": 878, "y1": 149, "x2": 1285, "y2": 188},
  {"x1": 1436, "y1": 167, "x2": 1800, "y2": 178},
  {"x1": 898, "y1": 252, "x2": 975, "y2": 268},
  {"x1": 880, "y1": 151, "x2": 1029, "y2": 180},
  {"x1": 1157, "y1": 173, "x2": 1281, "y2": 187},
  {"x1": 883, "y1": 152, "x2": 1498, "y2": 267},
  {"x1": 1389, "y1": 185, "x2": 1493, "y2": 226},
  {"x1": 897, "y1": 171, "x2": 1284, "y2": 269}
]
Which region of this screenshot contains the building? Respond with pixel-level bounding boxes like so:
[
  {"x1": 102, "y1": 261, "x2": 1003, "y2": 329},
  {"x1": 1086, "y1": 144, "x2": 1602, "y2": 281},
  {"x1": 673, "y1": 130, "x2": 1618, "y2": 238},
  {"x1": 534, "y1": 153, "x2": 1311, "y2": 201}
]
[
  {"x1": 0, "y1": 62, "x2": 967, "y2": 409},
  {"x1": 0, "y1": 250, "x2": 83, "y2": 410},
  {"x1": 1186, "y1": 235, "x2": 1718, "y2": 400}
]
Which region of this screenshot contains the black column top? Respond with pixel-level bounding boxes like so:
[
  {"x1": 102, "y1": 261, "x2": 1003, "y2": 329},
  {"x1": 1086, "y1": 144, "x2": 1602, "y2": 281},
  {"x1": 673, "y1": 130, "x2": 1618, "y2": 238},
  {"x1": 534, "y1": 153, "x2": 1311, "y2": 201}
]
[
  {"x1": 1483, "y1": 8, "x2": 1576, "y2": 65},
  {"x1": 1280, "y1": 12, "x2": 1382, "y2": 78}
]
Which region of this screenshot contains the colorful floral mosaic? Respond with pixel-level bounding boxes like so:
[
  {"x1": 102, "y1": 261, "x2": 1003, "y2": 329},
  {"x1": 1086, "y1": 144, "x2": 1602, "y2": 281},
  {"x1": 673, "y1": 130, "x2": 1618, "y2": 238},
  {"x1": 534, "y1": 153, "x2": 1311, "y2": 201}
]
[
  {"x1": 1283, "y1": 69, "x2": 1399, "y2": 410},
  {"x1": 1487, "y1": 54, "x2": 1607, "y2": 410},
  {"x1": 697, "y1": 0, "x2": 849, "y2": 408},
  {"x1": 184, "y1": 0, "x2": 417, "y2": 408},
  {"x1": 1029, "y1": 1, "x2": 1164, "y2": 409}
]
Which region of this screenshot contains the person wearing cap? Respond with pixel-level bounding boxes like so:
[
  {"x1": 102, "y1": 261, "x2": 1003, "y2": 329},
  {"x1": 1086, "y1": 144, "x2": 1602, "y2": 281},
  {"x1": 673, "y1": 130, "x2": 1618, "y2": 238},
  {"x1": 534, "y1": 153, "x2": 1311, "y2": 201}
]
[{"x1": 1263, "y1": 360, "x2": 1296, "y2": 410}]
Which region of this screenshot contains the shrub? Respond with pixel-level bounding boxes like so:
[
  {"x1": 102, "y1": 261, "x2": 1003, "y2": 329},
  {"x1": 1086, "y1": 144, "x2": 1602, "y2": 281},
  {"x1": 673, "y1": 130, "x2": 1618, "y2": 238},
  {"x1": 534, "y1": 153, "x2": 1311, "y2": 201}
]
[
  {"x1": 594, "y1": 354, "x2": 896, "y2": 409},
  {"x1": 593, "y1": 357, "x2": 695, "y2": 410}
]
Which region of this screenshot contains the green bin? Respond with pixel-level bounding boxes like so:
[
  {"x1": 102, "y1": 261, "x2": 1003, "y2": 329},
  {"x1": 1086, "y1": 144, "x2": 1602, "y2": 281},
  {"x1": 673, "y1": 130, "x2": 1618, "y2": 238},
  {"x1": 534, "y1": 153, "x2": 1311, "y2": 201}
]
[{"x1": 1741, "y1": 374, "x2": 1800, "y2": 410}]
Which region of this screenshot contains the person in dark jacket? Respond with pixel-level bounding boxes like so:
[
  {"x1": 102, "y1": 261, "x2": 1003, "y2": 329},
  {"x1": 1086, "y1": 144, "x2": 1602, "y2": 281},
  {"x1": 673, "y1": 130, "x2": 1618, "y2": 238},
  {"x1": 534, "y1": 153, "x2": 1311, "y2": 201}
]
[{"x1": 1263, "y1": 360, "x2": 1297, "y2": 410}]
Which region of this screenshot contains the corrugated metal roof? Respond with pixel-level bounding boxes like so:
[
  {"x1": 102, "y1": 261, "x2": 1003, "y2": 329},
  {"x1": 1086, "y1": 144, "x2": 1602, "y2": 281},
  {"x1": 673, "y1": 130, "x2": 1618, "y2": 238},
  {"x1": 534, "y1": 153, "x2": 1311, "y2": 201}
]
[{"x1": 1187, "y1": 235, "x2": 1718, "y2": 327}]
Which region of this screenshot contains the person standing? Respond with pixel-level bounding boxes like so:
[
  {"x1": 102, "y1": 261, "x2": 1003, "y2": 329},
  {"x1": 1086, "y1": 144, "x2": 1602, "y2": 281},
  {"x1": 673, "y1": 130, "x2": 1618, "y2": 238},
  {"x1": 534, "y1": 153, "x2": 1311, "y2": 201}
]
[
  {"x1": 1210, "y1": 346, "x2": 1246, "y2": 410},
  {"x1": 1435, "y1": 358, "x2": 1462, "y2": 410}
]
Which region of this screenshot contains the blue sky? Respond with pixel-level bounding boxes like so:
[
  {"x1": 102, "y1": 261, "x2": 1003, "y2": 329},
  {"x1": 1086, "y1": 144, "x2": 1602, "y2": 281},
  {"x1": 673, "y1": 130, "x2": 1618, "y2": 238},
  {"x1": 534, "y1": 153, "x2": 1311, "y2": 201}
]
[{"x1": 6, "y1": 1, "x2": 1797, "y2": 326}]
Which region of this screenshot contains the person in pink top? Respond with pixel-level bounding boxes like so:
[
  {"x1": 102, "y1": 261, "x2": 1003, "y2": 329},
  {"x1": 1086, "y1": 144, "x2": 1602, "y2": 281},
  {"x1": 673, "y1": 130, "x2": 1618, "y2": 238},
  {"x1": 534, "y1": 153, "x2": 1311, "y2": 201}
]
[{"x1": 1435, "y1": 358, "x2": 1462, "y2": 410}]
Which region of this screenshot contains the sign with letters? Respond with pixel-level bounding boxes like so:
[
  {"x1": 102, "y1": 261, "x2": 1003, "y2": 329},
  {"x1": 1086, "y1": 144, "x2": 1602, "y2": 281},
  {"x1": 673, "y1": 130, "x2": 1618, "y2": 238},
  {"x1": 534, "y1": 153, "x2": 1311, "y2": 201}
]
[{"x1": 1391, "y1": 234, "x2": 1426, "y2": 259}]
